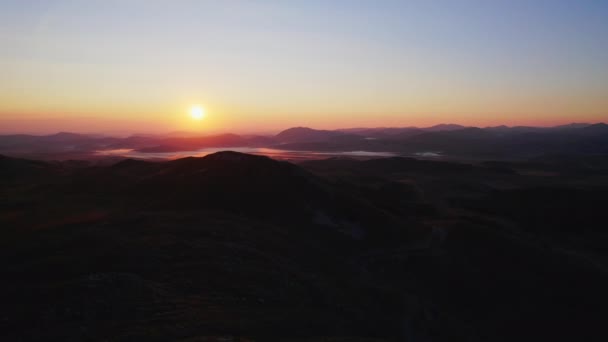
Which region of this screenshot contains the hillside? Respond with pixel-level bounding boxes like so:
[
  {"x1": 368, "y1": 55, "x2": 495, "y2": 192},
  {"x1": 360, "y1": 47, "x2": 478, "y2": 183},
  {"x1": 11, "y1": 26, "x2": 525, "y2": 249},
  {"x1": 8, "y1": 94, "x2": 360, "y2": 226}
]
[{"x1": 2, "y1": 152, "x2": 608, "y2": 341}]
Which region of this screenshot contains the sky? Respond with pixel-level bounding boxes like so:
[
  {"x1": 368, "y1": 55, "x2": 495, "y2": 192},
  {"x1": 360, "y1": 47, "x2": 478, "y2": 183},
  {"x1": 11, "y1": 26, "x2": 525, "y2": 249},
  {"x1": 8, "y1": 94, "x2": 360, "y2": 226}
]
[{"x1": 1, "y1": 0, "x2": 607, "y2": 134}]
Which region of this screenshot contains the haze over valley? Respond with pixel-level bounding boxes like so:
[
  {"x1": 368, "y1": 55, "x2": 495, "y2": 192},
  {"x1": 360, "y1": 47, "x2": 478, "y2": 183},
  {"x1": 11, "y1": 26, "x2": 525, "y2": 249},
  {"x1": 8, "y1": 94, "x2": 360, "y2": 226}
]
[{"x1": 2, "y1": 122, "x2": 607, "y2": 162}]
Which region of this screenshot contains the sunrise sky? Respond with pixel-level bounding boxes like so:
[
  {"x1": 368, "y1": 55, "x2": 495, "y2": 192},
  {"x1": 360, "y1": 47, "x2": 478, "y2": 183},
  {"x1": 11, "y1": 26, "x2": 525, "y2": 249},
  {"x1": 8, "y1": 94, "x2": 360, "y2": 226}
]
[{"x1": 1, "y1": 0, "x2": 607, "y2": 134}]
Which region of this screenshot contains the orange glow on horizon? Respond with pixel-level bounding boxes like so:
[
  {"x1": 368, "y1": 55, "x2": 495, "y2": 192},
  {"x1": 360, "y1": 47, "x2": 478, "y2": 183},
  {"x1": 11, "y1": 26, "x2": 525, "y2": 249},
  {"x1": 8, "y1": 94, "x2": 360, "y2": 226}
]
[{"x1": 0, "y1": 107, "x2": 605, "y2": 136}]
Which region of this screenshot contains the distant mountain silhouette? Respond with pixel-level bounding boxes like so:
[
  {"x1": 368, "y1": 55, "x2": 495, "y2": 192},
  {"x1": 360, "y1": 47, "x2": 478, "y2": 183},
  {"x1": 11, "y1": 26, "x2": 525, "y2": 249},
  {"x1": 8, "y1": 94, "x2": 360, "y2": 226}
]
[
  {"x1": 337, "y1": 126, "x2": 423, "y2": 138},
  {"x1": 423, "y1": 123, "x2": 468, "y2": 131},
  {"x1": 580, "y1": 122, "x2": 608, "y2": 135},
  {"x1": 553, "y1": 122, "x2": 592, "y2": 130},
  {"x1": 1, "y1": 122, "x2": 607, "y2": 160},
  {"x1": 275, "y1": 127, "x2": 344, "y2": 143}
]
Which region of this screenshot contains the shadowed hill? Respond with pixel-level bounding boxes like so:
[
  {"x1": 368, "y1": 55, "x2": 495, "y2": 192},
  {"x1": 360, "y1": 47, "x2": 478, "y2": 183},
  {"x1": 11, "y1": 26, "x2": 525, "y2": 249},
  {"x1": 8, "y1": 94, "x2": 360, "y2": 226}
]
[
  {"x1": 60, "y1": 152, "x2": 428, "y2": 242},
  {"x1": 0, "y1": 154, "x2": 61, "y2": 183},
  {"x1": 2, "y1": 151, "x2": 608, "y2": 341},
  {"x1": 0, "y1": 152, "x2": 435, "y2": 341}
]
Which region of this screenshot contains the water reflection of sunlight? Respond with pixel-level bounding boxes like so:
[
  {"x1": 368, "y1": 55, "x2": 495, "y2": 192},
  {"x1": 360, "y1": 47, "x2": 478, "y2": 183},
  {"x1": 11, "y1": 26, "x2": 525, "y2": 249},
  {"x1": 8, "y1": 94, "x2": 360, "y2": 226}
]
[{"x1": 95, "y1": 147, "x2": 398, "y2": 161}]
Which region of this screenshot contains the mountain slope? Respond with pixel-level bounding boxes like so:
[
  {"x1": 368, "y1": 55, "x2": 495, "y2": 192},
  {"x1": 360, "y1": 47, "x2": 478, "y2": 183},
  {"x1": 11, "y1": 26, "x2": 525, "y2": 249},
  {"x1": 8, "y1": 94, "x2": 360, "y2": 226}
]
[
  {"x1": 2, "y1": 152, "x2": 608, "y2": 341},
  {"x1": 275, "y1": 127, "x2": 345, "y2": 143}
]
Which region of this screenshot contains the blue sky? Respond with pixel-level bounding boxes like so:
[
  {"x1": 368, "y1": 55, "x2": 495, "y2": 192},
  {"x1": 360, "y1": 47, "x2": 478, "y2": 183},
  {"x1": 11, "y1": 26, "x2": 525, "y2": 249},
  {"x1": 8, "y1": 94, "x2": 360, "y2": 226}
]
[{"x1": 1, "y1": 0, "x2": 607, "y2": 133}]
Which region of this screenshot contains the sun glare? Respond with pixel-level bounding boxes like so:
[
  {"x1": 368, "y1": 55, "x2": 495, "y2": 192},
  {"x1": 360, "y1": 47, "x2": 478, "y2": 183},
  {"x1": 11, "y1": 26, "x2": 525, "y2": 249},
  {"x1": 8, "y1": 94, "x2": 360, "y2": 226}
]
[{"x1": 190, "y1": 105, "x2": 205, "y2": 120}]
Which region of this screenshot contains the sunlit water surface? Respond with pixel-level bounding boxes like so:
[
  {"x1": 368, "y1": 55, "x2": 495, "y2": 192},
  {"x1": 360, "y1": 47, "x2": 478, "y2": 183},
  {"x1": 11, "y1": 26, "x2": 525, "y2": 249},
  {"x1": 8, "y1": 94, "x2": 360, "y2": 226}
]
[{"x1": 95, "y1": 147, "x2": 400, "y2": 161}]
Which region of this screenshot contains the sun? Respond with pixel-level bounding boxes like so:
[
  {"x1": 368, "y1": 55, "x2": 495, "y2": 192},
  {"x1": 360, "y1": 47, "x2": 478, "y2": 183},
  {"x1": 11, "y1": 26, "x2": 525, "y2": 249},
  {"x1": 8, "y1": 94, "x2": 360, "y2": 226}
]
[{"x1": 190, "y1": 105, "x2": 205, "y2": 120}]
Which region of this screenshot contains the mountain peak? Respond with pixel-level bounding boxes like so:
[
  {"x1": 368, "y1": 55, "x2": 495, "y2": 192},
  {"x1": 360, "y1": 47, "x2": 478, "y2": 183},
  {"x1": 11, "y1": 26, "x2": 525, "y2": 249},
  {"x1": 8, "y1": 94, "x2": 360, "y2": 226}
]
[
  {"x1": 202, "y1": 150, "x2": 271, "y2": 163},
  {"x1": 578, "y1": 122, "x2": 608, "y2": 135},
  {"x1": 424, "y1": 124, "x2": 467, "y2": 132},
  {"x1": 278, "y1": 126, "x2": 315, "y2": 133},
  {"x1": 554, "y1": 123, "x2": 591, "y2": 129}
]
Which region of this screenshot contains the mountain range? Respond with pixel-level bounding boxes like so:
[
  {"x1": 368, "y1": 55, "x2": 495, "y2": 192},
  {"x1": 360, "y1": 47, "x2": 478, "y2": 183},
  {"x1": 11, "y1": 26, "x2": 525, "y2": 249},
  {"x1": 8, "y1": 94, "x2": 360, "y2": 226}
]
[{"x1": 1, "y1": 122, "x2": 607, "y2": 161}]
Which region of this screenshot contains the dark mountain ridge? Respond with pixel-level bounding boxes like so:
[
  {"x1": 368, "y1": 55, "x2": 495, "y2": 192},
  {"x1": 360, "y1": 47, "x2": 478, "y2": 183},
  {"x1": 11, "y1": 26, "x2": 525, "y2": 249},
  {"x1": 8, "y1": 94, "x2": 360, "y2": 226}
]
[
  {"x1": 52, "y1": 152, "x2": 426, "y2": 243},
  {"x1": 0, "y1": 122, "x2": 606, "y2": 161},
  {"x1": 275, "y1": 126, "x2": 345, "y2": 143}
]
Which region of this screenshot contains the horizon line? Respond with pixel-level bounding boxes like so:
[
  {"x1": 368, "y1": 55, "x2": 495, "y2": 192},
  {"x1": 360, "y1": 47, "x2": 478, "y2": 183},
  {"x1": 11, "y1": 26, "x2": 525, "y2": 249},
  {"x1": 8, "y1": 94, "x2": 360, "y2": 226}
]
[{"x1": 0, "y1": 121, "x2": 605, "y2": 138}]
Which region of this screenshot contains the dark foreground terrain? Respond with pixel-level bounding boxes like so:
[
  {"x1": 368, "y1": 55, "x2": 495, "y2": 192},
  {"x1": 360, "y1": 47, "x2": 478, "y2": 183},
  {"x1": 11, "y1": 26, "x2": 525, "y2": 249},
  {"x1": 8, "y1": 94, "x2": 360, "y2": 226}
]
[{"x1": 2, "y1": 151, "x2": 608, "y2": 341}]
